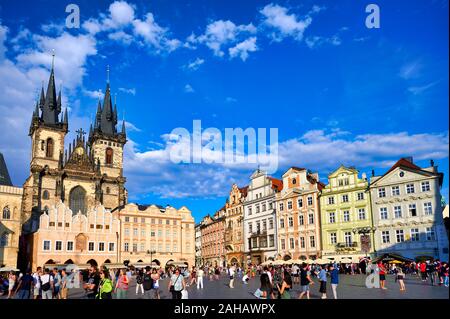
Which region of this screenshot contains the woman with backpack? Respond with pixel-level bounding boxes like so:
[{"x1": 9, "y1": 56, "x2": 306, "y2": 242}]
[
  {"x1": 135, "y1": 269, "x2": 144, "y2": 296},
  {"x1": 114, "y1": 269, "x2": 129, "y2": 299},
  {"x1": 96, "y1": 269, "x2": 113, "y2": 299}
]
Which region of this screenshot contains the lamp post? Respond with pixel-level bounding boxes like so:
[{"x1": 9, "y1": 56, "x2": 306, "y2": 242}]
[{"x1": 147, "y1": 249, "x2": 156, "y2": 265}]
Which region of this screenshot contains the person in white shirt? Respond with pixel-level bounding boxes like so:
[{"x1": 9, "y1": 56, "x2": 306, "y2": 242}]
[
  {"x1": 263, "y1": 266, "x2": 273, "y2": 285},
  {"x1": 40, "y1": 268, "x2": 54, "y2": 299},
  {"x1": 197, "y1": 268, "x2": 204, "y2": 289},
  {"x1": 32, "y1": 267, "x2": 42, "y2": 299},
  {"x1": 229, "y1": 266, "x2": 236, "y2": 288}
]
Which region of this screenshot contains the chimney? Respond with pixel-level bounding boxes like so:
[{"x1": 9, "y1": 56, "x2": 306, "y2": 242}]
[
  {"x1": 371, "y1": 169, "x2": 375, "y2": 177},
  {"x1": 430, "y1": 159, "x2": 435, "y2": 167}
]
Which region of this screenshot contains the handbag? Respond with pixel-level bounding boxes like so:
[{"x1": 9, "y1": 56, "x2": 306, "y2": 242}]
[{"x1": 170, "y1": 275, "x2": 181, "y2": 292}]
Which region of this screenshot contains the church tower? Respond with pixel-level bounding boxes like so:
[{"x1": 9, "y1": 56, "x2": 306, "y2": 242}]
[
  {"x1": 88, "y1": 68, "x2": 127, "y2": 210},
  {"x1": 22, "y1": 53, "x2": 68, "y2": 231}
]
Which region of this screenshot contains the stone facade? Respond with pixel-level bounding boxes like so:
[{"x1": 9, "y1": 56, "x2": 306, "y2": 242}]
[
  {"x1": 370, "y1": 158, "x2": 448, "y2": 261},
  {"x1": 29, "y1": 201, "x2": 120, "y2": 270},
  {"x1": 0, "y1": 185, "x2": 23, "y2": 267},
  {"x1": 224, "y1": 184, "x2": 248, "y2": 266},
  {"x1": 243, "y1": 169, "x2": 282, "y2": 265},
  {"x1": 275, "y1": 167, "x2": 323, "y2": 260},
  {"x1": 320, "y1": 165, "x2": 374, "y2": 261},
  {"x1": 118, "y1": 203, "x2": 195, "y2": 268}
]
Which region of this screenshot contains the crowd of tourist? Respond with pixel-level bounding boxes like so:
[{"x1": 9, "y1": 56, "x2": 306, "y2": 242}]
[{"x1": 1, "y1": 258, "x2": 448, "y2": 299}]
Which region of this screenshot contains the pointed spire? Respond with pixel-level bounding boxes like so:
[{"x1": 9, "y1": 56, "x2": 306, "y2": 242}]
[
  {"x1": 39, "y1": 85, "x2": 45, "y2": 110},
  {"x1": 63, "y1": 107, "x2": 68, "y2": 125},
  {"x1": 57, "y1": 89, "x2": 62, "y2": 114},
  {"x1": 34, "y1": 101, "x2": 39, "y2": 119},
  {"x1": 121, "y1": 120, "x2": 126, "y2": 136},
  {"x1": 41, "y1": 50, "x2": 60, "y2": 124}
]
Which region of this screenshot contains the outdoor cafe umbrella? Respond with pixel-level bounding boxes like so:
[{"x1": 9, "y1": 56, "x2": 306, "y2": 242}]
[
  {"x1": 0, "y1": 266, "x2": 20, "y2": 272},
  {"x1": 272, "y1": 260, "x2": 286, "y2": 266},
  {"x1": 260, "y1": 261, "x2": 272, "y2": 266}
]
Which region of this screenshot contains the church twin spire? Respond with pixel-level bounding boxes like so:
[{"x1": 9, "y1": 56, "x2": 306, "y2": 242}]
[{"x1": 30, "y1": 54, "x2": 126, "y2": 141}]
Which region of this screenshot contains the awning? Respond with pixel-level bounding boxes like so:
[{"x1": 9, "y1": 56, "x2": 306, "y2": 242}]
[
  {"x1": 373, "y1": 253, "x2": 414, "y2": 263},
  {"x1": 0, "y1": 266, "x2": 20, "y2": 272},
  {"x1": 131, "y1": 262, "x2": 161, "y2": 268},
  {"x1": 167, "y1": 261, "x2": 189, "y2": 267},
  {"x1": 102, "y1": 263, "x2": 127, "y2": 269}
]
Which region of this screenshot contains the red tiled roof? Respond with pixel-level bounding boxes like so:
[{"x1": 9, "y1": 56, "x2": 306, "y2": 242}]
[
  {"x1": 239, "y1": 186, "x2": 249, "y2": 197},
  {"x1": 269, "y1": 177, "x2": 283, "y2": 191},
  {"x1": 385, "y1": 158, "x2": 421, "y2": 176}
]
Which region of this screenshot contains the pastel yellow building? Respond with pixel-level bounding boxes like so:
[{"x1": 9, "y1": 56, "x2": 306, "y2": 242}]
[
  {"x1": 320, "y1": 165, "x2": 375, "y2": 261},
  {"x1": 117, "y1": 203, "x2": 195, "y2": 268}
]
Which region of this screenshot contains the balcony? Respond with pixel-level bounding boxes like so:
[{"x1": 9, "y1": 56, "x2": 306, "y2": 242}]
[{"x1": 249, "y1": 230, "x2": 267, "y2": 238}]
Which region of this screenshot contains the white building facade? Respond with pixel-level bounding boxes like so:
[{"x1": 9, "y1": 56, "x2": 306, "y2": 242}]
[
  {"x1": 370, "y1": 158, "x2": 448, "y2": 261},
  {"x1": 243, "y1": 169, "x2": 282, "y2": 265}
]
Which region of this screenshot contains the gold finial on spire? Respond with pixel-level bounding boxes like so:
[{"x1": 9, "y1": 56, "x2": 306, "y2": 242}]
[{"x1": 51, "y1": 49, "x2": 55, "y2": 69}]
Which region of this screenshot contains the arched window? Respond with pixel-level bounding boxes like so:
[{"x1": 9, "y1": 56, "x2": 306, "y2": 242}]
[
  {"x1": 43, "y1": 190, "x2": 49, "y2": 200},
  {"x1": 46, "y1": 138, "x2": 54, "y2": 158},
  {"x1": 105, "y1": 148, "x2": 113, "y2": 165},
  {"x1": 69, "y1": 186, "x2": 86, "y2": 215},
  {"x1": 2, "y1": 206, "x2": 10, "y2": 219},
  {"x1": 0, "y1": 234, "x2": 8, "y2": 247}
]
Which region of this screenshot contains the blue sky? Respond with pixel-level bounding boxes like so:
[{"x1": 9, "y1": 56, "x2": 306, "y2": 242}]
[{"x1": 0, "y1": 0, "x2": 448, "y2": 223}]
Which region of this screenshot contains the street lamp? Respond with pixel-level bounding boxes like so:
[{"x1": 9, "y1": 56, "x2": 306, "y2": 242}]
[
  {"x1": 147, "y1": 249, "x2": 156, "y2": 264},
  {"x1": 352, "y1": 226, "x2": 376, "y2": 258}
]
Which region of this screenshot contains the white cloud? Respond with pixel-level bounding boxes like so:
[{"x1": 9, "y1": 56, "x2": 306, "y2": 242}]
[
  {"x1": 305, "y1": 35, "x2": 341, "y2": 49},
  {"x1": 108, "y1": 31, "x2": 134, "y2": 45},
  {"x1": 184, "y1": 84, "x2": 194, "y2": 93},
  {"x1": 0, "y1": 24, "x2": 7, "y2": 59},
  {"x1": 399, "y1": 61, "x2": 422, "y2": 80},
  {"x1": 407, "y1": 81, "x2": 439, "y2": 95},
  {"x1": 226, "y1": 97, "x2": 237, "y2": 103},
  {"x1": 190, "y1": 20, "x2": 257, "y2": 57},
  {"x1": 83, "y1": 89, "x2": 104, "y2": 99},
  {"x1": 125, "y1": 121, "x2": 141, "y2": 132},
  {"x1": 229, "y1": 37, "x2": 258, "y2": 61},
  {"x1": 119, "y1": 87, "x2": 136, "y2": 95},
  {"x1": 260, "y1": 3, "x2": 313, "y2": 41},
  {"x1": 183, "y1": 58, "x2": 205, "y2": 71},
  {"x1": 109, "y1": 1, "x2": 136, "y2": 26}
]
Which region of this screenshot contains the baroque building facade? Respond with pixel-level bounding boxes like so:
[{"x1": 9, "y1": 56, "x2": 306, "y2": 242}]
[
  {"x1": 116, "y1": 203, "x2": 195, "y2": 267},
  {"x1": 320, "y1": 165, "x2": 375, "y2": 261},
  {"x1": 275, "y1": 167, "x2": 324, "y2": 260},
  {"x1": 370, "y1": 157, "x2": 448, "y2": 261},
  {"x1": 243, "y1": 169, "x2": 282, "y2": 265},
  {"x1": 200, "y1": 207, "x2": 226, "y2": 267},
  {"x1": 0, "y1": 153, "x2": 23, "y2": 267},
  {"x1": 224, "y1": 184, "x2": 248, "y2": 266}
]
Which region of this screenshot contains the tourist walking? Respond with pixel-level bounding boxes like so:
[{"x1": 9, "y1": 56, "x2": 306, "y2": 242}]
[
  {"x1": 168, "y1": 268, "x2": 185, "y2": 299},
  {"x1": 190, "y1": 267, "x2": 197, "y2": 286},
  {"x1": 292, "y1": 264, "x2": 299, "y2": 285},
  {"x1": 115, "y1": 269, "x2": 129, "y2": 299},
  {"x1": 318, "y1": 265, "x2": 327, "y2": 299},
  {"x1": 60, "y1": 269, "x2": 69, "y2": 299},
  {"x1": 96, "y1": 269, "x2": 113, "y2": 299},
  {"x1": 7, "y1": 271, "x2": 16, "y2": 299},
  {"x1": 329, "y1": 264, "x2": 339, "y2": 299},
  {"x1": 229, "y1": 265, "x2": 235, "y2": 288},
  {"x1": 378, "y1": 262, "x2": 387, "y2": 290},
  {"x1": 298, "y1": 263, "x2": 314, "y2": 299},
  {"x1": 40, "y1": 268, "x2": 54, "y2": 299},
  {"x1": 259, "y1": 273, "x2": 275, "y2": 299},
  {"x1": 52, "y1": 268, "x2": 62, "y2": 299},
  {"x1": 277, "y1": 270, "x2": 292, "y2": 299},
  {"x1": 420, "y1": 262, "x2": 427, "y2": 281},
  {"x1": 135, "y1": 269, "x2": 144, "y2": 295},
  {"x1": 151, "y1": 268, "x2": 160, "y2": 299},
  {"x1": 443, "y1": 263, "x2": 449, "y2": 287},
  {"x1": 396, "y1": 267, "x2": 406, "y2": 291},
  {"x1": 83, "y1": 265, "x2": 100, "y2": 299},
  {"x1": 197, "y1": 267, "x2": 204, "y2": 289},
  {"x1": 14, "y1": 269, "x2": 33, "y2": 299},
  {"x1": 32, "y1": 267, "x2": 42, "y2": 299},
  {"x1": 142, "y1": 266, "x2": 153, "y2": 299}
]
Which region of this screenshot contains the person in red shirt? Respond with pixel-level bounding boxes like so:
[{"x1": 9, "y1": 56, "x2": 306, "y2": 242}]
[
  {"x1": 420, "y1": 262, "x2": 427, "y2": 281},
  {"x1": 378, "y1": 262, "x2": 387, "y2": 289}
]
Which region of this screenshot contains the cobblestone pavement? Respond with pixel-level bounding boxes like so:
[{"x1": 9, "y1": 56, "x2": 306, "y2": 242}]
[{"x1": 60, "y1": 273, "x2": 449, "y2": 299}]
